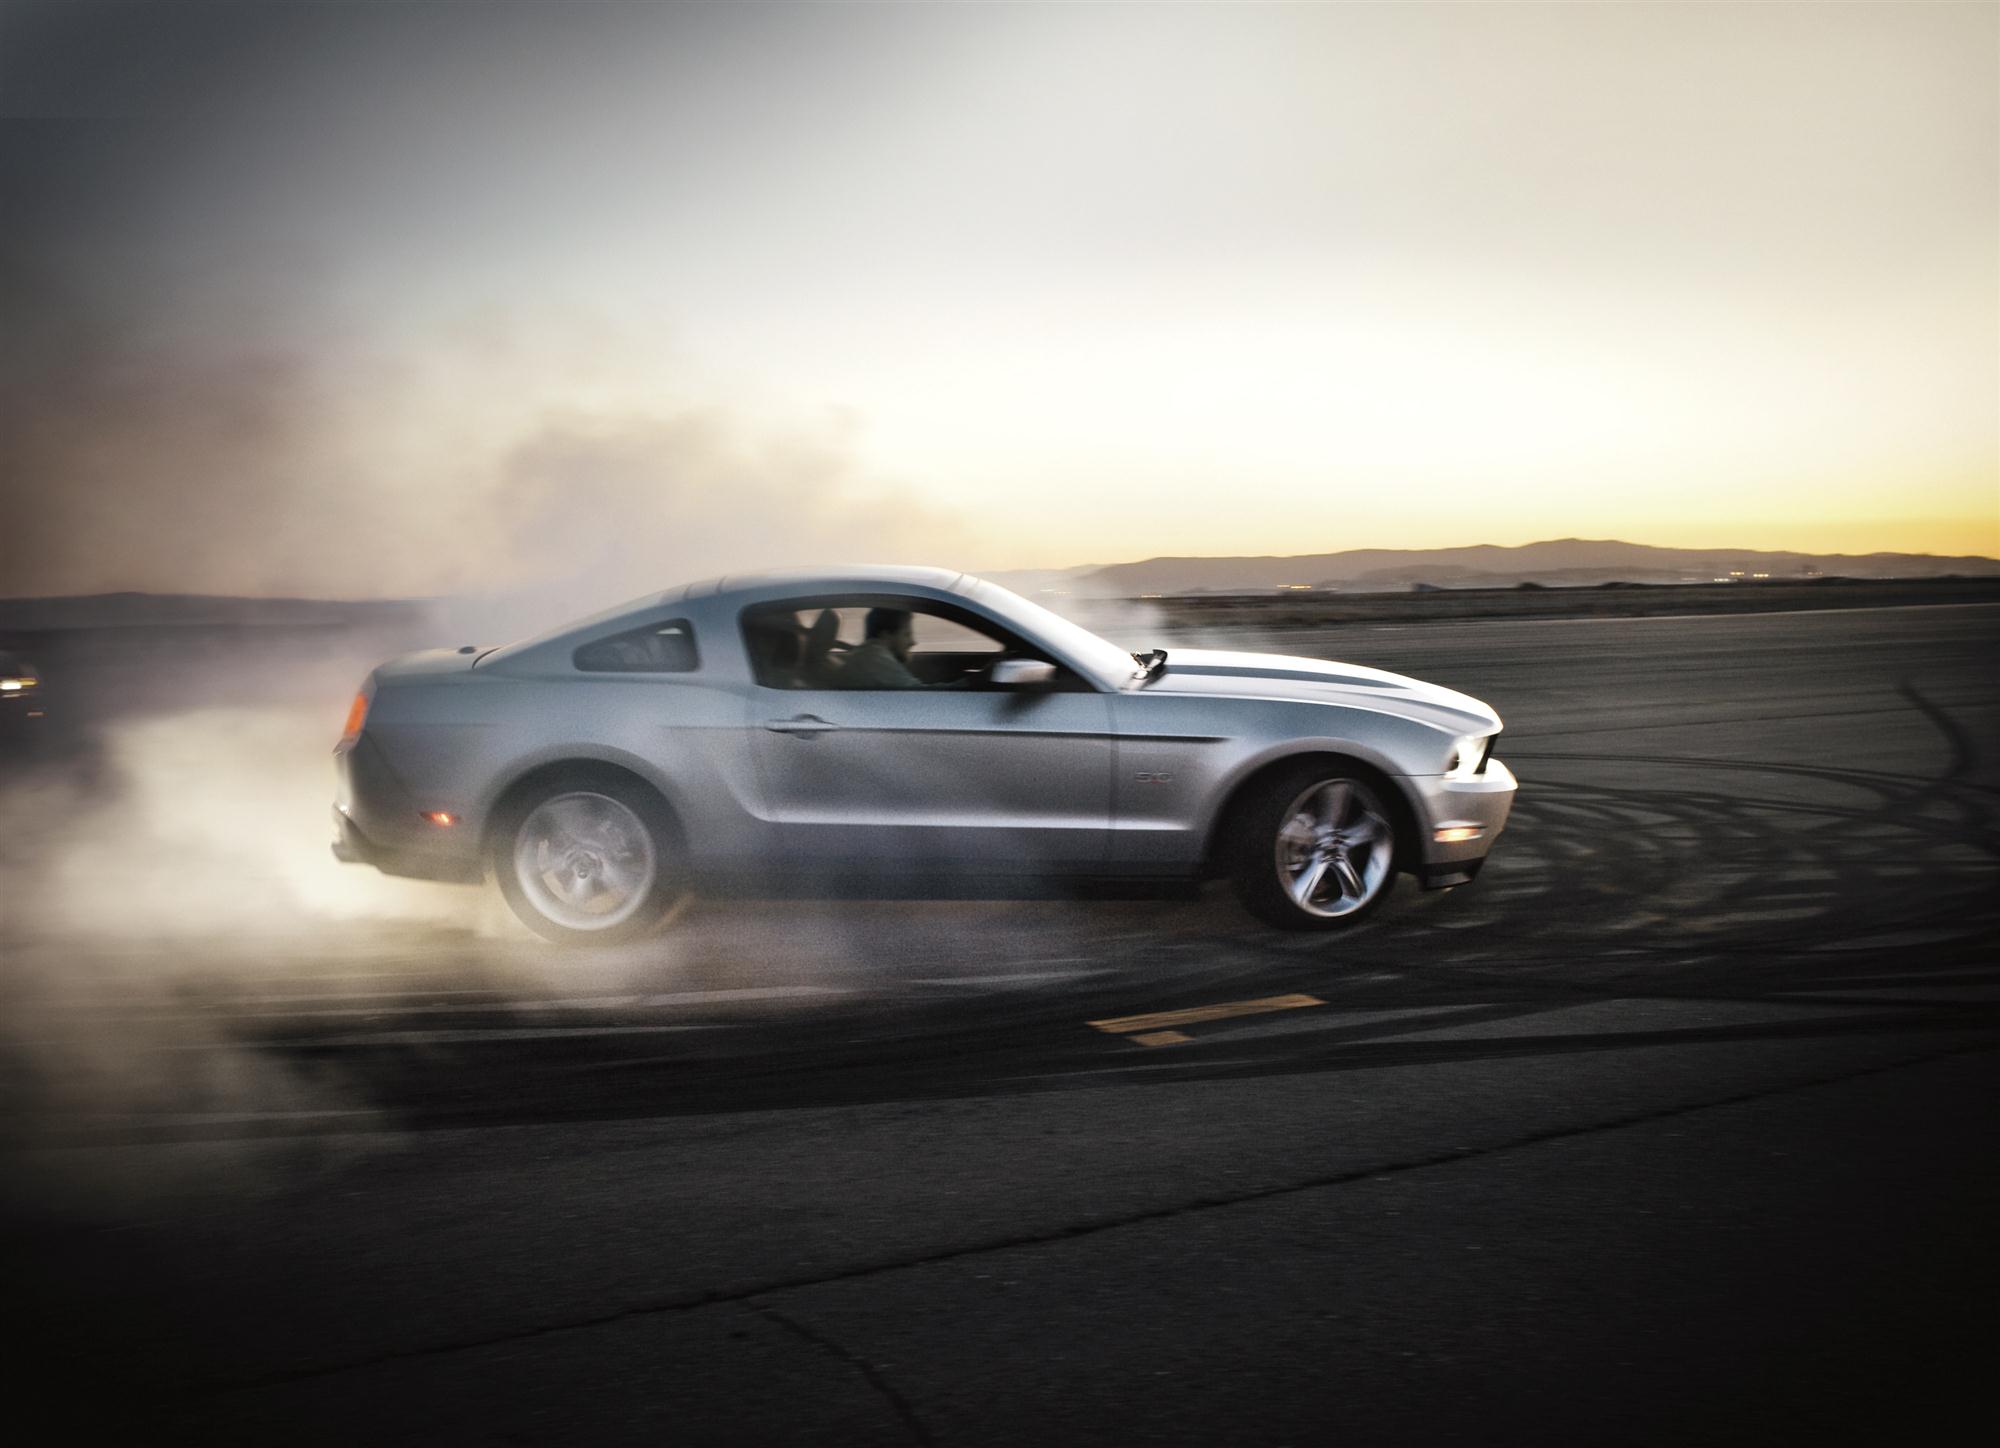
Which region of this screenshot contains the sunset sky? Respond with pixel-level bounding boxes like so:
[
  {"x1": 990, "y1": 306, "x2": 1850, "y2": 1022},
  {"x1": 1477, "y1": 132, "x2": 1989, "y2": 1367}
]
[{"x1": 2, "y1": 1, "x2": 1994, "y2": 600}]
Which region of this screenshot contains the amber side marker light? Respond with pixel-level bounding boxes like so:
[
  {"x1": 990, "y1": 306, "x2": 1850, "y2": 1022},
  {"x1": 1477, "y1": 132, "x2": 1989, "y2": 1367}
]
[
  {"x1": 337, "y1": 691, "x2": 369, "y2": 748},
  {"x1": 1434, "y1": 824, "x2": 1485, "y2": 844},
  {"x1": 423, "y1": 811, "x2": 457, "y2": 828}
]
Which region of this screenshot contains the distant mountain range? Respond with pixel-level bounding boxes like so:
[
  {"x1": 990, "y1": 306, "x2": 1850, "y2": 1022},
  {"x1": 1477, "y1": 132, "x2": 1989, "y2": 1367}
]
[
  {"x1": 6, "y1": 542, "x2": 1998, "y2": 631},
  {"x1": 1015, "y1": 539, "x2": 2000, "y2": 596}
]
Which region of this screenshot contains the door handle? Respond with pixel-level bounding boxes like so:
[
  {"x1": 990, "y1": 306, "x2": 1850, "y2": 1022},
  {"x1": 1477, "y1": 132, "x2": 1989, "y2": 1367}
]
[{"x1": 763, "y1": 714, "x2": 838, "y2": 737}]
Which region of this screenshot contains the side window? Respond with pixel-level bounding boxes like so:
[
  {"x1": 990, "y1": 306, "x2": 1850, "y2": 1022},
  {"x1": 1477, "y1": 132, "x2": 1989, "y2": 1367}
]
[
  {"x1": 910, "y1": 612, "x2": 1005, "y2": 655},
  {"x1": 742, "y1": 597, "x2": 1057, "y2": 692},
  {"x1": 743, "y1": 609, "x2": 811, "y2": 688},
  {"x1": 573, "y1": 620, "x2": 699, "y2": 673}
]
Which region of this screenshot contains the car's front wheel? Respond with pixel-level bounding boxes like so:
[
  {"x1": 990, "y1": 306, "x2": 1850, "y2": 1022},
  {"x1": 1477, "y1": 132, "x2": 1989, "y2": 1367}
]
[
  {"x1": 1231, "y1": 763, "x2": 1399, "y2": 930},
  {"x1": 492, "y1": 772, "x2": 686, "y2": 945}
]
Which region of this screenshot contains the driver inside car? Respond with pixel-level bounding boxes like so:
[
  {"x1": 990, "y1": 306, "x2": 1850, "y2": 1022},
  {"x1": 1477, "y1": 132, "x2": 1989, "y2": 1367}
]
[{"x1": 835, "y1": 607, "x2": 931, "y2": 689}]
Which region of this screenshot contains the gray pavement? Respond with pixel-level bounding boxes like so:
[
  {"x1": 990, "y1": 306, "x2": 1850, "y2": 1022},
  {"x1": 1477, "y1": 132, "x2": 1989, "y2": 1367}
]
[{"x1": 4, "y1": 603, "x2": 1997, "y2": 1443}]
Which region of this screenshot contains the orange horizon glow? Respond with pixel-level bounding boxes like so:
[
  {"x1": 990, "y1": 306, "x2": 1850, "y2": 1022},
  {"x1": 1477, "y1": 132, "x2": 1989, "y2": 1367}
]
[{"x1": 971, "y1": 518, "x2": 2000, "y2": 574}]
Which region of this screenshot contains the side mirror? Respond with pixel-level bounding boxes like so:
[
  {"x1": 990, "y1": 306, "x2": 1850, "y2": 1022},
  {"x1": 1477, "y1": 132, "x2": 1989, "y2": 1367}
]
[{"x1": 990, "y1": 658, "x2": 1057, "y2": 688}]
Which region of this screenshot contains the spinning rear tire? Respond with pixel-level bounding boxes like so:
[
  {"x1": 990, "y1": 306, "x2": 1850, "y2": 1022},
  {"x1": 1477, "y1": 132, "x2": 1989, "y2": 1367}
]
[{"x1": 492, "y1": 770, "x2": 687, "y2": 945}]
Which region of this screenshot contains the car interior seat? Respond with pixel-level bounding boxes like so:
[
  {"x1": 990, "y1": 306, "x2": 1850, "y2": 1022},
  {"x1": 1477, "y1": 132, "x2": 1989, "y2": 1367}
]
[
  {"x1": 800, "y1": 609, "x2": 842, "y2": 687},
  {"x1": 746, "y1": 622, "x2": 805, "y2": 688}
]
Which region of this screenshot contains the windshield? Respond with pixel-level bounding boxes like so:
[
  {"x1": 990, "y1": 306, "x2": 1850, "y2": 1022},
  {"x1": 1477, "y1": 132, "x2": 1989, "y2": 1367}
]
[{"x1": 966, "y1": 579, "x2": 1146, "y2": 687}]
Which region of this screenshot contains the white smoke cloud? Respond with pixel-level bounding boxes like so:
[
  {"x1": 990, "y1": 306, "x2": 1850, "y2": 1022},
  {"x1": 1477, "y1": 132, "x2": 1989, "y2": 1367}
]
[{"x1": 2, "y1": 306, "x2": 970, "y2": 605}]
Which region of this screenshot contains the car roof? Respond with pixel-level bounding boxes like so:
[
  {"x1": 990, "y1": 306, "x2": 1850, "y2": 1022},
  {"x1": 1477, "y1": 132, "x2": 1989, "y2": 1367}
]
[
  {"x1": 476, "y1": 567, "x2": 978, "y2": 669},
  {"x1": 697, "y1": 565, "x2": 972, "y2": 601}
]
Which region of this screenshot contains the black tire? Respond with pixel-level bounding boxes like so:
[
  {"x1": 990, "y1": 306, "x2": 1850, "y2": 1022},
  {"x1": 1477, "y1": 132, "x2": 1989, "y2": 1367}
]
[
  {"x1": 490, "y1": 768, "x2": 688, "y2": 946},
  {"x1": 1229, "y1": 761, "x2": 1400, "y2": 931}
]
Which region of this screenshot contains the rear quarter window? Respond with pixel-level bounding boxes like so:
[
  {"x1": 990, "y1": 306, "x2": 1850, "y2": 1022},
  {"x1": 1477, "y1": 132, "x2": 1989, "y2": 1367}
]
[{"x1": 573, "y1": 620, "x2": 699, "y2": 673}]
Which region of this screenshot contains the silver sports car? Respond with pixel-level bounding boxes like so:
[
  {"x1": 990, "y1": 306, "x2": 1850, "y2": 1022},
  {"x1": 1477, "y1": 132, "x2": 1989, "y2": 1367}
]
[{"x1": 333, "y1": 567, "x2": 1515, "y2": 943}]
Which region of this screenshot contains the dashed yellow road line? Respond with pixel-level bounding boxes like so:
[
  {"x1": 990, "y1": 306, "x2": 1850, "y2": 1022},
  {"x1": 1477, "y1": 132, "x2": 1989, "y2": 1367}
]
[
  {"x1": 1127, "y1": 1030, "x2": 1192, "y2": 1048},
  {"x1": 1089, "y1": 993, "x2": 1325, "y2": 1038}
]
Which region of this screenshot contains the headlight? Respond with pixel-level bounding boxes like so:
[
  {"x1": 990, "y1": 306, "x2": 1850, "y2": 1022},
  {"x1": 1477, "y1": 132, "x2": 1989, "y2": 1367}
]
[{"x1": 1445, "y1": 733, "x2": 1496, "y2": 778}]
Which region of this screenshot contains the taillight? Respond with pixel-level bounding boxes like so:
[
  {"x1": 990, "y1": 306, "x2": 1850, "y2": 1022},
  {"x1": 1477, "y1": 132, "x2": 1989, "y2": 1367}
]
[{"x1": 337, "y1": 690, "x2": 370, "y2": 750}]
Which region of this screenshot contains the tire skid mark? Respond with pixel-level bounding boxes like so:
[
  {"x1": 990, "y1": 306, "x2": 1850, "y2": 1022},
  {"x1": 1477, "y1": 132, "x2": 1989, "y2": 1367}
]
[{"x1": 1419, "y1": 686, "x2": 1995, "y2": 975}]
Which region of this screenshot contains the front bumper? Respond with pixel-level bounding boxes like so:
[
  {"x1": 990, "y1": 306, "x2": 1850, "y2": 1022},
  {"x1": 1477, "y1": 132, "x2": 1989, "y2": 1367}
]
[{"x1": 1410, "y1": 757, "x2": 1517, "y2": 889}]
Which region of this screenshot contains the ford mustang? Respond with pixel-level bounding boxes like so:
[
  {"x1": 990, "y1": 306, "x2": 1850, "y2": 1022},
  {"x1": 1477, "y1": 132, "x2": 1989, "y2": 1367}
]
[{"x1": 332, "y1": 567, "x2": 1515, "y2": 943}]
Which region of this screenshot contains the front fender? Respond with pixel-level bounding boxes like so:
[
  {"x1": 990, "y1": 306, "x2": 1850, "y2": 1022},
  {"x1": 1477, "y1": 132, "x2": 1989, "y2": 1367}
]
[
  {"x1": 1192, "y1": 735, "x2": 1433, "y2": 867},
  {"x1": 1109, "y1": 693, "x2": 1453, "y2": 873}
]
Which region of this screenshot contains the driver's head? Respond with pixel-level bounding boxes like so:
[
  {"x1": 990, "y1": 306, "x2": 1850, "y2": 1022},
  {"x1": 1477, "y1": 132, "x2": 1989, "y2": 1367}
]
[{"x1": 864, "y1": 607, "x2": 916, "y2": 660}]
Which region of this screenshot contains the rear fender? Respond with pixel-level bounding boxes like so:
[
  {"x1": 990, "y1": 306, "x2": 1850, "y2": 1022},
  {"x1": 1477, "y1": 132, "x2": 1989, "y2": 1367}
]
[{"x1": 476, "y1": 744, "x2": 689, "y2": 853}]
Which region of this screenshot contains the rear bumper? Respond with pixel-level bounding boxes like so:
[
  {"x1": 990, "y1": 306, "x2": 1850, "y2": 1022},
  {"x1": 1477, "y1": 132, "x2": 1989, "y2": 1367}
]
[
  {"x1": 332, "y1": 737, "x2": 483, "y2": 884},
  {"x1": 331, "y1": 804, "x2": 483, "y2": 884},
  {"x1": 331, "y1": 804, "x2": 483, "y2": 883},
  {"x1": 330, "y1": 806, "x2": 369, "y2": 864}
]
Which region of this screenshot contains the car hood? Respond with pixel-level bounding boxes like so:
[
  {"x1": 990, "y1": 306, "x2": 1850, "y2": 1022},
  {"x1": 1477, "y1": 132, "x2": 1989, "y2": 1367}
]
[{"x1": 1139, "y1": 648, "x2": 1500, "y2": 733}]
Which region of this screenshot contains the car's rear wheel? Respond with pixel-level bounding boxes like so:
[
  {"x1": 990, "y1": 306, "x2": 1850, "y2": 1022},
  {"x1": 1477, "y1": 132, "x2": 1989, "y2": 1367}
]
[
  {"x1": 493, "y1": 773, "x2": 686, "y2": 945},
  {"x1": 1231, "y1": 763, "x2": 1398, "y2": 930}
]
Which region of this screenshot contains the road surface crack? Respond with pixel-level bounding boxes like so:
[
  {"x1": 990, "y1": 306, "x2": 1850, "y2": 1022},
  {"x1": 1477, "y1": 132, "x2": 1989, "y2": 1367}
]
[
  {"x1": 751, "y1": 1302, "x2": 936, "y2": 1448},
  {"x1": 184, "y1": 1037, "x2": 1997, "y2": 1401}
]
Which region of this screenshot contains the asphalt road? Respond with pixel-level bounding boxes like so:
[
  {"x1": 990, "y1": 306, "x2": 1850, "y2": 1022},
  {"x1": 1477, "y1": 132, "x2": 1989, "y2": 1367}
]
[{"x1": 4, "y1": 603, "x2": 1997, "y2": 1444}]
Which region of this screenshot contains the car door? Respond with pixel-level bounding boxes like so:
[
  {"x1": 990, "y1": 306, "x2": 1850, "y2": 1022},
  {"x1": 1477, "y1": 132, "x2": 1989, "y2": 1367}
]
[{"x1": 743, "y1": 600, "x2": 1116, "y2": 877}]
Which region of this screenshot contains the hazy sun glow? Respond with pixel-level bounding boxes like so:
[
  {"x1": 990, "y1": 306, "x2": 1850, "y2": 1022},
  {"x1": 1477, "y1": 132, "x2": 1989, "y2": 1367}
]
[{"x1": 3, "y1": 0, "x2": 1994, "y2": 599}]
